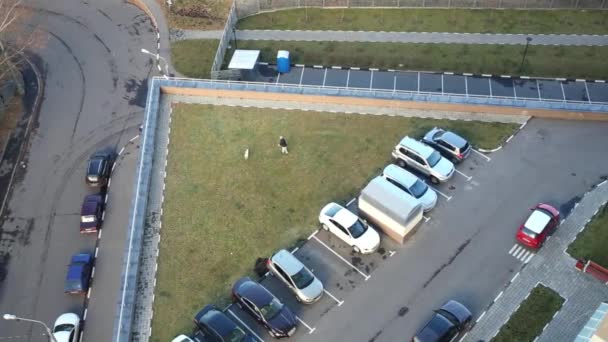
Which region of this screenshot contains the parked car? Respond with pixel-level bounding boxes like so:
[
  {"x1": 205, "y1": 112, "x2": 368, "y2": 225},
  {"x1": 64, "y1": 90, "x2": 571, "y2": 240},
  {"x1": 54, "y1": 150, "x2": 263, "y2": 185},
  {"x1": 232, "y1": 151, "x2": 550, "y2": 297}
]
[
  {"x1": 171, "y1": 332, "x2": 206, "y2": 342},
  {"x1": 413, "y1": 300, "x2": 472, "y2": 342},
  {"x1": 267, "y1": 249, "x2": 324, "y2": 304},
  {"x1": 392, "y1": 136, "x2": 455, "y2": 184},
  {"x1": 516, "y1": 203, "x2": 560, "y2": 249},
  {"x1": 86, "y1": 151, "x2": 113, "y2": 186},
  {"x1": 422, "y1": 127, "x2": 471, "y2": 163},
  {"x1": 64, "y1": 253, "x2": 92, "y2": 295},
  {"x1": 80, "y1": 193, "x2": 104, "y2": 233},
  {"x1": 193, "y1": 304, "x2": 254, "y2": 342},
  {"x1": 382, "y1": 164, "x2": 437, "y2": 212},
  {"x1": 52, "y1": 313, "x2": 80, "y2": 342},
  {"x1": 319, "y1": 202, "x2": 380, "y2": 254},
  {"x1": 232, "y1": 277, "x2": 297, "y2": 338}
]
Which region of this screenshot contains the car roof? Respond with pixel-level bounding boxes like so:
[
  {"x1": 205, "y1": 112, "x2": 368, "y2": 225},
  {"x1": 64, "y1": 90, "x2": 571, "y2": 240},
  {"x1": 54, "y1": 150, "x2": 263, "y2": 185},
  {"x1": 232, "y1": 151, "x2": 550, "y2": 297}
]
[
  {"x1": 237, "y1": 279, "x2": 273, "y2": 307},
  {"x1": 383, "y1": 164, "x2": 418, "y2": 188},
  {"x1": 67, "y1": 263, "x2": 86, "y2": 281},
  {"x1": 333, "y1": 207, "x2": 358, "y2": 228},
  {"x1": 271, "y1": 249, "x2": 304, "y2": 276},
  {"x1": 416, "y1": 314, "x2": 454, "y2": 342},
  {"x1": 199, "y1": 309, "x2": 238, "y2": 338},
  {"x1": 81, "y1": 197, "x2": 100, "y2": 214},
  {"x1": 524, "y1": 210, "x2": 552, "y2": 234},
  {"x1": 71, "y1": 253, "x2": 91, "y2": 264},
  {"x1": 398, "y1": 136, "x2": 434, "y2": 159}
]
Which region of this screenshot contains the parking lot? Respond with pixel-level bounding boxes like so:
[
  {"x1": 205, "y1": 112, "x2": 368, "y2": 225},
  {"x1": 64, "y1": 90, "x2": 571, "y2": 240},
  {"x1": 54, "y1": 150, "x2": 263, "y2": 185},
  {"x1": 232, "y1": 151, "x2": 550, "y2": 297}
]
[
  {"x1": 248, "y1": 64, "x2": 608, "y2": 104},
  {"x1": 216, "y1": 141, "x2": 498, "y2": 341}
]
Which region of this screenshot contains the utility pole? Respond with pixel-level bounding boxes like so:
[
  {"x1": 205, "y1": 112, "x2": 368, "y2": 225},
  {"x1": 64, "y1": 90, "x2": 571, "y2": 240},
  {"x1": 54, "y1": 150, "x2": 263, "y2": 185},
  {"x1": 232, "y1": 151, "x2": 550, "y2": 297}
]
[{"x1": 519, "y1": 37, "x2": 532, "y2": 73}]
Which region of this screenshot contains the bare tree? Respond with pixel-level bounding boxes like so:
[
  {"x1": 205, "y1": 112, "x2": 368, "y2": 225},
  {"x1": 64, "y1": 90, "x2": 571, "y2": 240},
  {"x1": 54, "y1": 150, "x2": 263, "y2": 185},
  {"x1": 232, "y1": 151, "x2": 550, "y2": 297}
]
[{"x1": 0, "y1": 0, "x2": 27, "y2": 83}]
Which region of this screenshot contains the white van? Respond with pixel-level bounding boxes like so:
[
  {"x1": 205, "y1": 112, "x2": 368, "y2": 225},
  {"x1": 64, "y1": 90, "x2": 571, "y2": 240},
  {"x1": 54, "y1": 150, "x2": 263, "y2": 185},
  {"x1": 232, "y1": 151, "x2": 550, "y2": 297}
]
[{"x1": 358, "y1": 176, "x2": 424, "y2": 244}]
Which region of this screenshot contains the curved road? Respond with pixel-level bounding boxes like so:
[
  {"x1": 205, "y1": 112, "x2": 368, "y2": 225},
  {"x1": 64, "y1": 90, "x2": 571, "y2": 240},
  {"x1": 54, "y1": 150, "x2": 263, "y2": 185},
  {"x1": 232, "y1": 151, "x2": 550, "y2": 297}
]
[{"x1": 0, "y1": 0, "x2": 155, "y2": 340}]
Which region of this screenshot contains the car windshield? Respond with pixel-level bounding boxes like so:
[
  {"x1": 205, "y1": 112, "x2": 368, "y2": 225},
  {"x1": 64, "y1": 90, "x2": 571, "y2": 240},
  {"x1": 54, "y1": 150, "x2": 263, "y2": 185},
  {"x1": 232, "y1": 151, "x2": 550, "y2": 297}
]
[
  {"x1": 522, "y1": 227, "x2": 538, "y2": 238},
  {"x1": 224, "y1": 327, "x2": 246, "y2": 342},
  {"x1": 292, "y1": 267, "x2": 315, "y2": 289},
  {"x1": 259, "y1": 298, "x2": 283, "y2": 321},
  {"x1": 427, "y1": 151, "x2": 442, "y2": 167},
  {"x1": 409, "y1": 180, "x2": 428, "y2": 198},
  {"x1": 348, "y1": 219, "x2": 368, "y2": 239},
  {"x1": 53, "y1": 324, "x2": 74, "y2": 333},
  {"x1": 81, "y1": 215, "x2": 96, "y2": 223}
]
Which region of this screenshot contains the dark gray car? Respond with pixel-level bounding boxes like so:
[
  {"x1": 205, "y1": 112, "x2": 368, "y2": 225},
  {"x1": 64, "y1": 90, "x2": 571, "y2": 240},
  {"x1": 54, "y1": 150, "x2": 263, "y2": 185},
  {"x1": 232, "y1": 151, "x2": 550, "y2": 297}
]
[
  {"x1": 413, "y1": 300, "x2": 472, "y2": 342},
  {"x1": 422, "y1": 128, "x2": 471, "y2": 163}
]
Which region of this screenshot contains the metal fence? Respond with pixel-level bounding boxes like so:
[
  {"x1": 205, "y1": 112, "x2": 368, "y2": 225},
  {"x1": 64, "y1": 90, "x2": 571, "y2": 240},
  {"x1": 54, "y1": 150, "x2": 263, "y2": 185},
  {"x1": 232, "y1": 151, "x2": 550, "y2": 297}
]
[
  {"x1": 235, "y1": 0, "x2": 607, "y2": 18},
  {"x1": 211, "y1": 1, "x2": 238, "y2": 78}
]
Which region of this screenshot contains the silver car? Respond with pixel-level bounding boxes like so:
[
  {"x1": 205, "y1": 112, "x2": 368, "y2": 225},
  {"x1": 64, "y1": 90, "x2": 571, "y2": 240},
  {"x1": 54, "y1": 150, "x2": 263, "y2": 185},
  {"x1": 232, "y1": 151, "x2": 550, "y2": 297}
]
[
  {"x1": 422, "y1": 127, "x2": 471, "y2": 163},
  {"x1": 382, "y1": 164, "x2": 437, "y2": 212},
  {"x1": 267, "y1": 249, "x2": 324, "y2": 304},
  {"x1": 391, "y1": 136, "x2": 455, "y2": 184}
]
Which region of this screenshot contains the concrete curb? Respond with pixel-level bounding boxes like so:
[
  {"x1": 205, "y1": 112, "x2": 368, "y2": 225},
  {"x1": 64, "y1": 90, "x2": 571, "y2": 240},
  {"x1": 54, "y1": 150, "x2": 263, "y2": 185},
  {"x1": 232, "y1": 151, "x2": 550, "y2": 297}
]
[{"x1": 476, "y1": 118, "x2": 530, "y2": 153}]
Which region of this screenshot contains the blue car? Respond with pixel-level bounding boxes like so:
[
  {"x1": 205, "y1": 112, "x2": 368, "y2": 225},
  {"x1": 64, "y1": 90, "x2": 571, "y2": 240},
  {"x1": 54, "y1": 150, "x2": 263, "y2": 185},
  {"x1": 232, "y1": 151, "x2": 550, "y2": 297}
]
[
  {"x1": 64, "y1": 253, "x2": 92, "y2": 295},
  {"x1": 193, "y1": 305, "x2": 254, "y2": 342},
  {"x1": 232, "y1": 277, "x2": 297, "y2": 338}
]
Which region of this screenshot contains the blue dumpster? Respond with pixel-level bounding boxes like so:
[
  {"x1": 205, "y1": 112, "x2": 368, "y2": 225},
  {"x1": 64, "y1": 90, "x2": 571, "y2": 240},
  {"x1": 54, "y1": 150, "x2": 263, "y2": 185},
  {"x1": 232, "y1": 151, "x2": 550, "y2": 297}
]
[{"x1": 277, "y1": 50, "x2": 290, "y2": 73}]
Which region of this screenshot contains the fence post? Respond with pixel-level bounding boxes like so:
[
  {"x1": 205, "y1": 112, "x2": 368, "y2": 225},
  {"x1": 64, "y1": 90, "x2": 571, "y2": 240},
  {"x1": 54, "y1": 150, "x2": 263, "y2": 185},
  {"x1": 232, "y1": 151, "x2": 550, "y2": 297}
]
[
  {"x1": 498, "y1": 0, "x2": 502, "y2": 8},
  {"x1": 258, "y1": 0, "x2": 260, "y2": 14},
  {"x1": 602, "y1": 0, "x2": 607, "y2": 8},
  {"x1": 575, "y1": 0, "x2": 580, "y2": 7},
  {"x1": 550, "y1": 0, "x2": 554, "y2": 8}
]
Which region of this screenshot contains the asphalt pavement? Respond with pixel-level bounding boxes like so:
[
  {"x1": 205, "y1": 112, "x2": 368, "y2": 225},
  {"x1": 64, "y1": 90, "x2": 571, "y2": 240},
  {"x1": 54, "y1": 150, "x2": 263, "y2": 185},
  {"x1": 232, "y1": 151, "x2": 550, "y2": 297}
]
[
  {"x1": 288, "y1": 118, "x2": 608, "y2": 342},
  {"x1": 0, "y1": 0, "x2": 155, "y2": 341}
]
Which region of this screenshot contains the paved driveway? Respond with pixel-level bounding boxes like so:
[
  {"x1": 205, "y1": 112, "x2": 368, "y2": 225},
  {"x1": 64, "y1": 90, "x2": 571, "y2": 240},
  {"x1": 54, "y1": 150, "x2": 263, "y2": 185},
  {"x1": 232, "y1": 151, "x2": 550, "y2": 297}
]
[
  {"x1": 0, "y1": 0, "x2": 154, "y2": 340},
  {"x1": 289, "y1": 118, "x2": 608, "y2": 342}
]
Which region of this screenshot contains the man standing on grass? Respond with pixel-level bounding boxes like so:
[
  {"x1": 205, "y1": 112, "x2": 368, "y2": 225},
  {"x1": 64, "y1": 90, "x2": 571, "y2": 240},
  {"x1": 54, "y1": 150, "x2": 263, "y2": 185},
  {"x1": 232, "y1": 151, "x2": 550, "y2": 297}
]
[{"x1": 278, "y1": 136, "x2": 288, "y2": 154}]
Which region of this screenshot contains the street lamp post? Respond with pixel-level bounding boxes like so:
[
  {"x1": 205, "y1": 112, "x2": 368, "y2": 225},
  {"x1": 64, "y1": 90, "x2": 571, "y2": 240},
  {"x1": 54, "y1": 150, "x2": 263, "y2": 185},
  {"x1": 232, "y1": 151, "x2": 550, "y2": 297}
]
[
  {"x1": 140, "y1": 48, "x2": 169, "y2": 79},
  {"x1": 519, "y1": 37, "x2": 532, "y2": 73},
  {"x1": 3, "y1": 314, "x2": 58, "y2": 342},
  {"x1": 232, "y1": 27, "x2": 238, "y2": 50}
]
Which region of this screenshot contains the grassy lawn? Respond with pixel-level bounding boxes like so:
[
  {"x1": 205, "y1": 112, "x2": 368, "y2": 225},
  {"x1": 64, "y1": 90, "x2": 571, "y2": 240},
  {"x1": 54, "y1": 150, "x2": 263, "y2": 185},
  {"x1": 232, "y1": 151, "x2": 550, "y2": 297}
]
[
  {"x1": 167, "y1": 0, "x2": 232, "y2": 29},
  {"x1": 493, "y1": 284, "x2": 564, "y2": 342},
  {"x1": 224, "y1": 40, "x2": 608, "y2": 79},
  {"x1": 171, "y1": 39, "x2": 219, "y2": 78},
  {"x1": 151, "y1": 104, "x2": 518, "y2": 341},
  {"x1": 567, "y1": 204, "x2": 608, "y2": 266},
  {"x1": 237, "y1": 8, "x2": 608, "y2": 34}
]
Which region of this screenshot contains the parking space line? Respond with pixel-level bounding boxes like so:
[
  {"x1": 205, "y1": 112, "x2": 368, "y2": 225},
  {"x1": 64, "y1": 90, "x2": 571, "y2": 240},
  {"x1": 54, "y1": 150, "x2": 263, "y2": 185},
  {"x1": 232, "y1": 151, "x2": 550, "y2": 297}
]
[
  {"x1": 389, "y1": 250, "x2": 396, "y2": 257},
  {"x1": 322, "y1": 68, "x2": 327, "y2": 87},
  {"x1": 423, "y1": 215, "x2": 431, "y2": 222},
  {"x1": 346, "y1": 197, "x2": 356, "y2": 206},
  {"x1": 458, "y1": 332, "x2": 469, "y2": 342},
  {"x1": 307, "y1": 230, "x2": 318, "y2": 240},
  {"x1": 425, "y1": 183, "x2": 452, "y2": 201},
  {"x1": 311, "y1": 235, "x2": 370, "y2": 280},
  {"x1": 323, "y1": 289, "x2": 344, "y2": 306},
  {"x1": 226, "y1": 308, "x2": 264, "y2": 342},
  {"x1": 472, "y1": 149, "x2": 491, "y2": 162},
  {"x1": 454, "y1": 169, "x2": 472, "y2": 180},
  {"x1": 275, "y1": 73, "x2": 281, "y2": 85},
  {"x1": 295, "y1": 316, "x2": 316, "y2": 334}
]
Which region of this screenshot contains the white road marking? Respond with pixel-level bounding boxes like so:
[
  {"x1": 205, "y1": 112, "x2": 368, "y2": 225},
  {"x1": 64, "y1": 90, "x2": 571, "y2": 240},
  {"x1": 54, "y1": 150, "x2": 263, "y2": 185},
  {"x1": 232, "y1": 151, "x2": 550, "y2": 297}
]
[
  {"x1": 323, "y1": 289, "x2": 344, "y2": 306},
  {"x1": 83, "y1": 308, "x2": 88, "y2": 321},
  {"x1": 87, "y1": 288, "x2": 92, "y2": 299},
  {"x1": 514, "y1": 247, "x2": 526, "y2": 260},
  {"x1": 476, "y1": 310, "x2": 486, "y2": 323},
  {"x1": 458, "y1": 332, "x2": 469, "y2": 342},
  {"x1": 493, "y1": 291, "x2": 504, "y2": 303},
  {"x1": 425, "y1": 183, "x2": 452, "y2": 201},
  {"x1": 389, "y1": 250, "x2": 396, "y2": 257},
  {"x1": 511, "y1": 272, "x2": 520, "y2": 283},
  {"x1": 118, "y1": 146, "x2": 125, "y2": 156},
  {"x1": 226, "y1": 309, "x2": 264, "y2": 342},
  {"x1": 295, "y1": 316, "x2": 316, "y2": 334},
  {"x1": 346, "y1": 198, "x2": 356, "y2": 207},
  {"x1": 472, "y1": 148, "x2": 491, "y2": 161},
  {"x1": 509, "y1": 244, "x2": 535, "y2": 262},
  {"x1": 91, "y1": 266, "x2": 96, "y2": 279},
  {"x1": 508, "y1": 244, "x2": 518, "y2": 254},
  {"x1": 423, "y1": 215, "x2": 431, "y2": 222},
  {"x1": 291, "y1": 247, "x2": 299, "y2": 254},
  {"x1": 95, "y1": 247, "x2": 99, "y2": 258},
  {"x1": 524, "y1": 252, "x2": 535, "y2": 264},
  {"x1": 520, "y1": 250, "x2": 531, "y2": 262},
  {"x1": 455, "y1": 169, "x2": 472, "y2": 180},
  {"x1": 307, "y1": 230, "x2": 318, "y2": 240},
  {"x1": 311, "y1": 235, "x2": 370, "y2": 280}
]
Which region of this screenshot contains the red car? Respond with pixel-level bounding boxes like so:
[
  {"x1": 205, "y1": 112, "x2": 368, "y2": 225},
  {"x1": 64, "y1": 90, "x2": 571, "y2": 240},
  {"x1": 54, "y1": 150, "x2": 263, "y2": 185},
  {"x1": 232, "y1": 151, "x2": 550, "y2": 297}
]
[
  {"x1": 516, "y1": 203, "x2": 560, "y2": 249},
  {"x1": 80, "y1": 194, "x2": 104, "y2": 233}
]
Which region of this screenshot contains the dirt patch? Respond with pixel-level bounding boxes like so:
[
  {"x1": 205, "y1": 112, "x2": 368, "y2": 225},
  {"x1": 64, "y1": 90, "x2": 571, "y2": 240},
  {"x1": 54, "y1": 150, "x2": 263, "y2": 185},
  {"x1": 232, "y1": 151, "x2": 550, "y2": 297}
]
[{"x1": 0, "y1": 96, "x2": 23, "y2": 157}]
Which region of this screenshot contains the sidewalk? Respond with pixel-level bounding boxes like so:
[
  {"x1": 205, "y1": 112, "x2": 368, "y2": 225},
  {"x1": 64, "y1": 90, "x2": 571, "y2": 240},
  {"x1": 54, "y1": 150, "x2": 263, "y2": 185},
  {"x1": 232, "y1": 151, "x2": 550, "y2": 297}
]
[
  {"x1": 465, "y1": 180, "x2": 608, "y2": 342},
  {"x1": 171, "y1": 29, "x2": 608, "y2": 46}
]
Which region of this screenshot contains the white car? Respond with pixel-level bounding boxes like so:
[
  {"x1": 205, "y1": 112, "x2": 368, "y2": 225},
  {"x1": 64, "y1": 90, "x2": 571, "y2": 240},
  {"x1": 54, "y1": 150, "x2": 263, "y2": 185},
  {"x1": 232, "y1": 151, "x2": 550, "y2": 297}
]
[
  {"x1": 52, "y1": 313, "x2": 80, "y2": 342},
  {"x1": 382, "y1": 164, "x2": 437, "y2": 212},
  {"x1": 319, "y1": 202, "x2": 380, "y2": 254},
  {"x1": 391, "y1": 136, "x2": 455, "y2": 184},
  {"x1": 267, "y1": 249, "x2": 324, "y2": 304}
]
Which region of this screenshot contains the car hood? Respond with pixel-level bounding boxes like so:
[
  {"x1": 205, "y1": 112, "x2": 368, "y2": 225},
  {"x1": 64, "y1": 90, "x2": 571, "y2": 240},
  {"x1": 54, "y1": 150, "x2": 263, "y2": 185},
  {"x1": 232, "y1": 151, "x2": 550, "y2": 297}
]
[
  {"x1": 432, "y1": 157, "x2": 454, "y2": 177},
  {"x1": 419, "y1": 187, "x2": 438, "y2": 211},
  {"x1": 356, "y1": 226, "x2": 380, "y2": 251},
  {"x1": 299, "y1": 277, "x2": 324, "y2": 300},
  {"x1": 441, "y1": 300, "x2": 472, "y2": 324},
  {"x1": 267, "y1": 306, "x2": 296, "y2": 333},
  {"x1": 442, "y1": 132, "x2": 468, "y2": 149}
]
